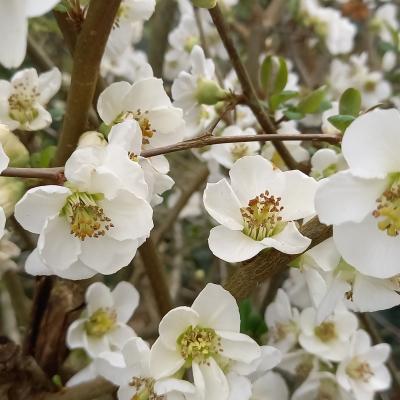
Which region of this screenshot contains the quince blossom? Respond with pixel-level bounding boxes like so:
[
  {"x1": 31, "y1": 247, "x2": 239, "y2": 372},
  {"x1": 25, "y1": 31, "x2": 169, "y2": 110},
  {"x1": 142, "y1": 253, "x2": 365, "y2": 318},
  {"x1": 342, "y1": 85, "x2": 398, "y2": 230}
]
[{"x1": 204, "y1": 155, "x2": 317, "y2": 262}]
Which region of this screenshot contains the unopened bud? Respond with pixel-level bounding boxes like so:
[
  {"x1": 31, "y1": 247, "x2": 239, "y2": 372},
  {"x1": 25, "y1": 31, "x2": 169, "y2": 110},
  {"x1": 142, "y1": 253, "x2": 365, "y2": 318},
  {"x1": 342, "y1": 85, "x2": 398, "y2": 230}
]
[
  {"x1": 0, "y1": 178, "x2": 25, "y2": 217},
  {"x1": 196, "y1": 79, "x2": 229, "y2": 105},
  {"x1": 78, "y1": 131, "x2": 107, "y2": 148},
  {"x1": 0, "y1": 124, "x2": 29, "y2": 167}
]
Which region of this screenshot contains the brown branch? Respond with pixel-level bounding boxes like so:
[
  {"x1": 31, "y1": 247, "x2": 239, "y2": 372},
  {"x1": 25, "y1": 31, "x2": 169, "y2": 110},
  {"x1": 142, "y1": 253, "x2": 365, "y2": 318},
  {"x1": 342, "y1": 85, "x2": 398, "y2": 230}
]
[
  {"x1": 208, "y1": 5, "x2": 299, "y2": 170},
  {"x1": 54, "y1": 0, "x2": 122, "y2": 166},
  {"x1": 154, "y1": 165, "x2": 209, "y2": 243},
  {"x1": 224, "y1": 218, "x2": 333, "y2": 300},
  {"x1": 0, "y1": 133, "x2": 339, "y2": 181},
  {"x1": 139, "y1": 237, "x2": 174, "y2": 316},
  {"x1": 36, "y1": 378, "x2": 116, "y2": 400},
  {"x1": 148, "y1": 0, "x2": 178, "y2": 77}
]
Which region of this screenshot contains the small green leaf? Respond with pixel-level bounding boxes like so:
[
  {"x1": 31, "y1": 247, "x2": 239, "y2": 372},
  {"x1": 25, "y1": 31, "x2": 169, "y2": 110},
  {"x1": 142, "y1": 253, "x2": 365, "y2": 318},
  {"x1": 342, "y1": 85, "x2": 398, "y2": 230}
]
[
  {"x1": 328, "y1": 115, "x2": 355, "y2": 133},
  {"x1": 269, "y1": 90, "x2": 298, "y2": 111},
  {"x1": 297, "y1": 86, "x2": 327, "y2": 114},
  {"x1": 283, "y1": 109, "x2": 305, "y2": 120},
  {"x1": 30, "y1": 145, "x2": 57, "y2": 168},
  {"x1": 339, "y1": 88, "x2": 361, "y2": 117},
  {"x1": 260, "y1": 56, "x2": 288, "y2": 96}
]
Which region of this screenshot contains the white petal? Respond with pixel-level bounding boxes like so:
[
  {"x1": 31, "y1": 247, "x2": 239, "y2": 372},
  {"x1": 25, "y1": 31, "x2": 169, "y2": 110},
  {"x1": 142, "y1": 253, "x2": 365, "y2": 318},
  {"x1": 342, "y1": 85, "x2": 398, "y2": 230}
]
[
  {"x1": 303, "y1": 237, "x2": 341, "y2": 272},
  {"x1": 0, "y1": 0, "x2": 27, "y2": 68},
  {"x1": 261, "y1": 221, "x2": 311, "y2": 254},
  {"x1": 0, "y1": 143, "x2": 9, "y2": 172},
  {"x1": 253, "y1": 372, "x2": 289, "y2": 400},
  {"x1": 159, "y1": 306, "x2": 199, "y2": 349},
  {"x1": 226, "y1": 373, "x2": 252, "y2": 400},
  {"x1": 94, "y1": 351, "x2": 130, "y2": 386},
  {"x1": 279, "y1": 170, "x2": 318, "y2": 220},
  {"x1": 0, "y1": 208, "x2": 5, "y2": 239},
  {"x1": 369, "y1": 365, "x2": 391, "y2": 391},
  {"x1": 192, "y1": 359, "x2": 229, "y2": 400},
  {"x1": 192, "y1": 283, "x2": 240, "y2": 332},
  {"x1": 334, "y1": 215, "x2": 400, "y2": 278},
  {"x1": 108, "y1": 120, "x2": 142, "y2": 155},
  {"x1": 203, "y1": 179, "x2": 243, "y2": 230},
  {"x1": 85, "y1": 335, "x2": 110, "y2": 358},
  {"x1": 147, "y1": 106, "x2": 184, "y2": 135},
  {"x1": 38, "y1": 215, "x2": 81, "y2": 271},
  {"x1": 364, "y1": 344, "x2": 391, "y2": 367},
  {"x1": 208, "y1": 225, "x2": 266, "y2": 262},
  {"x1": 149, "y1": 338, "x2": 185, "y2": 379},
  {"x1": 66, "y1": 319, "x2": 86, "y2": 349},
  {"x1": 97, "y1": 81, "x2": 132, "y2": 124},
  {"x1": 342, "y1": 109, "x2": 400, "y2": 177},
  {"x1": 85, "y1": 282, "x2": 113, "y2": 314},
  {"x1": 154, "y1": 378, "x2": 196, "y2": 397},
  {"x1": 315, "y1": 171, "x2": 387, "y2": 225},
  {"x1": 38, "y1": 67, "x2": 62, "y2": 104},
  {"x1": 108, "y1": 324, "x2": 136, "y2": 349},
  {"x1": 26, "y1": 0, "x2": 60, "y2": 17},
  {"x1": 217, "y1": 330, "x2": 260, "y2": 363},
  {"x1": 66, "y1": 364, "x2": 98, "y2": 387},
  {"x1": 112, "y1": 281, "x2": 140, "y2": 323},
  {"x1": 229, "y1": 155, "x2": 284, "y2": 204},
  {"x1": 14, "y1": 185, "x2": 71, "y2": 233}
]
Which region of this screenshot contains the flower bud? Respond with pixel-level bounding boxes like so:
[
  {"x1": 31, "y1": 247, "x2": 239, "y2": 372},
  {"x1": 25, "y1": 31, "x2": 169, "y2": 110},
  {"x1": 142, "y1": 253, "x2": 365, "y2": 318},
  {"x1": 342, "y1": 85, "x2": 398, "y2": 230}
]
[
  {"x1": 196, "y1": 78, "x2": 229, "y2": 105},
  {"x1": 0, "y1": 178, "x2": 25, "y2": 217},
  {"x1": 0, "y1": 124, "x2": 29, "y2": 167},
  {"x1": 192, "y1": 0, "x2": 217, "y2": 9},
  {"x1": 78, "y1": 131, "x2": 107, "y2": 148}
]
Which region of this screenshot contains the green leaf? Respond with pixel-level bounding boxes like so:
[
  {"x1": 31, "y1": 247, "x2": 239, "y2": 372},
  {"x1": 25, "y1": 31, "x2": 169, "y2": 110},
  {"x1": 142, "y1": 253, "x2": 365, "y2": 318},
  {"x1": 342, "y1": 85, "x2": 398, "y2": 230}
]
[
  {"x1": 297, "y1": 86, "x2": 327, "y2": 114},
  {"x1": 283, "y1": 109, "x2": 305, "y2": 120},
  {"x1": 269, "y1": 90, "x2": 298, "y2": 111},
  {"x1": 328, "y1": 115, "x2": 355, "y2": 133},
  {"x1": 30, "y1": 145, "x2": 57, "y2": 168},
  {"x1": 339, "y1": 88, "x2": 361, "y2": 117},
  {"x1": 260, "y1": 56, "x2": 288, "y2": 96}
]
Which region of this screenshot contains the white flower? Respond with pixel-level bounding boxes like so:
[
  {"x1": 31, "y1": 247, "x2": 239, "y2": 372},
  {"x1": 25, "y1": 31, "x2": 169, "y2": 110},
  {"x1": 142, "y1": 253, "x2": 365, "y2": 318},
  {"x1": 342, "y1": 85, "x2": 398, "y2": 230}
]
[
  {"x1": 337, "y1": 330, "x2": 391, "y2": 400},
  {"x1": 97, "y1": 75, "x2": 184, "y2": 149},
  {"x1": 149, "y1": 284, "x2": 261, "y2": 400},
  {"x1": 0, "y1": 0, "x2": 60, "y2": 68},
  {"x1": 310, "y1": 148, "x2": 347, "y2": 181},
  {"x1": 202, "y1": 125, "x2": 260, "y2": 169},
  {"x1": 67, "y1": 282, "x2": 139, "y2": 357},
  {"x1": 300, "y1": 237, "x2": 400, "y2": 322},
  {"x1": 279, "y1": 349, "x2": 319, "y2": 382},
  {"x1": 172, "y1": 45, "x2": 227, "y2": 126},
  {"x1": 292, "y1": 372, "x2": 354, "y2": 400},
  {"x1": 375, "y1": 4, "x2": 399, "y2": 43},
  {"x1": 265, "y1": 289, "x2": 300, "y2": 353},
  {"x1": 299, "y1": 307, "x2": 358, "y2": 362},
  {"x1": 315, "y1": 109, "x2": 400, "y2": 278},
  {"x1": 14, "y1": 146, "x2": 153, "y2": 279},
  {"x1": 203, "y1": 155, "x2": 317, "y2": 262},
  {"x1": 0, "y1": 67, "x2": 61, "y2": 131},
  {"x1": 96, "y1": 337, "x2": 196, "y2": 400},
  {"x1": 107, "y1": 120, "x2": 174, "y2": 206}
]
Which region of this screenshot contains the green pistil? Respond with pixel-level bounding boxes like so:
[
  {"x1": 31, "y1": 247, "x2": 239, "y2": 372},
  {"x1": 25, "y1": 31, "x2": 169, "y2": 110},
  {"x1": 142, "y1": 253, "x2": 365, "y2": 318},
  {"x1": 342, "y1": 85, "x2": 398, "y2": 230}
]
[
  {"x1": 85, "y1": 308, "x2": 116, "y2": 337},
  {"x1": 314, "y1": 321, "x2": 337, "y2": 343},
  {"x1": 177, "y1": 325, "x2": 221, "y2": 365},
  {"x1": 241, "y1": 191, "x2": 286, "y2": 241}
]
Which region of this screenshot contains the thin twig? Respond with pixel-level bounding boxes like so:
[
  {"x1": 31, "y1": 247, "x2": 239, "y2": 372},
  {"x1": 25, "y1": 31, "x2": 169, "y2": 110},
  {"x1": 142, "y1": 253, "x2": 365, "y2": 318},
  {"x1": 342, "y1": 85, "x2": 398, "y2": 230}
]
[
  {"x1": 209, "y1": 5, "x2": 299, "y2": 170},
  {"x1": 224, "y1": 218, "x2": 332, "y2": 300}
]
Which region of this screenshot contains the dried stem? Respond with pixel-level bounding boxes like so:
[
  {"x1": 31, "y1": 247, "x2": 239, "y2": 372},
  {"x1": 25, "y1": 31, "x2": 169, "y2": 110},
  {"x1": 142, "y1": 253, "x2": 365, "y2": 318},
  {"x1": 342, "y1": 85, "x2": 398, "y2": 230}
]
[
  {"x1": 54, "y1": 0, "x2": 122, "y2": 165},
  {"x1": 225, "y1": 218, "x2": 333, "y2": 300},
  {"x1": 139, "y1": 237, "x2": 173, "y2": 316},
  {"x1": 208, "y1": 5, "x2": 299, "y2": 170}
]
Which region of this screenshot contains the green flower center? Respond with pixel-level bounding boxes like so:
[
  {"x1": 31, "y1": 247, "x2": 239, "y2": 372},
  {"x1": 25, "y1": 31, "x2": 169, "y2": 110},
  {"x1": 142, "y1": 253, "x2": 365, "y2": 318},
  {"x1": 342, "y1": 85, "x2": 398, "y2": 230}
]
[
  {"x1": 346, "y1": 357, "x2": 374, "y2": 382},
  {"x1": 184, "y1": 36, "x2": 199, "y2": 53},
  {"x1": 270, "y1": 321, "x2": 298, "y2": 343},
  {"x1": 8, "y1": 88, "x2": 39, "y2": 125},
  {"x1": 231, "y1": 144, "x2": 252, "y2": 162},
  {"x1": 316, "y1": 378, "x2": 340, "y2": 400},
  {"x1": 373, "y1": 176, "x2": 400, "y2": 237},
  {"x1": 129, "y1": 377, "x2": 164, "y2": 400},
  {"x1": 177, "y1": 326, "x2": 221, "y2": 364},
  {"x1": 85, "y1": 308, "x2": 117, "y2": 337},
  {"x1": 314, "y1": 321, "x2": 337, "y2": 343},
  {"x1": 240, "y1": 191, "x2": 285, "y2": 241},
  {"x1": 60, "y1": 192, "x2": 113, "y2": 241}
]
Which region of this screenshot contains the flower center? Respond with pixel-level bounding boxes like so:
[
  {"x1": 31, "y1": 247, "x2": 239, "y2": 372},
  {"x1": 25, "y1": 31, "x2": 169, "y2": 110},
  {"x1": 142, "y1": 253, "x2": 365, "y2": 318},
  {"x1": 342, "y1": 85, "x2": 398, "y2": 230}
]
[
  {"x1": 129, "y1": 377, "x2": 164, "y2": 400},
  {"x1": 184, "y1": 36, "x2": 199, "y2": 53},
  {"x1": 270, "y1": 321, "x2": 298, "y2": 343},
  {"x1": 8, "y1": 85, "x2": 39, "y2": 125},
  {"x1": 114, "y1": 110, "x2": 155, "y2": 145},
  {"x1": 60, "y1": 192, "x2": 113, "y2": 241},
  {"x1": 373, "y1": 177, "x2": 400, "y2": 237},
  {"x1": 316, "y1": 379, "x2": 340, "y2": 400},
  {"x1": 240, "y1": 191, "x2": 285, "y2": 241},
  {"x1": 177, "y1": 326, "x2": 222, "y2": 364},
  {"x1": 364, "y1": 80, "x2": 377, "y2": 92},
  {"x1": 346, "y1": 357, "x2": 374, "y2": 382},
  {"x1": 85, "y1": 308, "x2": 117, "y2": 337},
  {"x1": 230, "y1": 144, "x2": 251, "y2": 162},
  {"x1": 314, "y1": 322, "x2": 337, "y2": 343}
]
